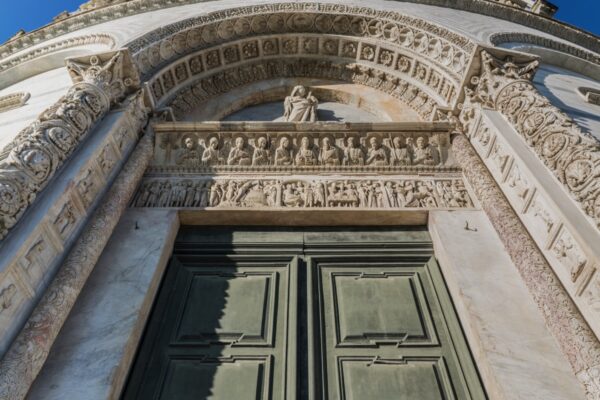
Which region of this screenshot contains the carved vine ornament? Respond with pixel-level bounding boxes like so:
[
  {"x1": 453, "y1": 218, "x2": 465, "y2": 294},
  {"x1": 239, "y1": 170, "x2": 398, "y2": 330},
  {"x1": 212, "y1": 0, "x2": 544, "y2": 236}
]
[
  {"x1": 462, "y1": 50, "x2": 600, "y2": 230},
  {"x1": 0, "y1": 49, "x2": 141, "y2": 240}
]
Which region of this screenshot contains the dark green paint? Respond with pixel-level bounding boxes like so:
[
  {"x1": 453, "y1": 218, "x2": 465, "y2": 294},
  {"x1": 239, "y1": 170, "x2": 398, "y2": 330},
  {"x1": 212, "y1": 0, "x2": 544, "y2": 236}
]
[{"x1": 123, "y1": 228, "x2": 486, "y2": 400}]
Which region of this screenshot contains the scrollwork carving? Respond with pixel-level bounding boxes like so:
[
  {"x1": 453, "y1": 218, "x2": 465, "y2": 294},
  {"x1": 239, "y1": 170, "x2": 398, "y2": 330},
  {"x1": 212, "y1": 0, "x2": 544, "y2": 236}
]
[
  {"x1": 0, "y1": 49, "x2": 142, "y2": 240},
  {"x1": 465, "y1": 50, "x2": 600, "y2": 230}
]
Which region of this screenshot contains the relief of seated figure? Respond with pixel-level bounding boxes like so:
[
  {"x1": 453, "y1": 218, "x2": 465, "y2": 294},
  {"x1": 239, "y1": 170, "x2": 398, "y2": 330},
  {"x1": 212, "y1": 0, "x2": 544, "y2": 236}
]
[
  {"x1": 177, "y1": 137, "x2": 201, "y2": 167},
  {"x1": 201, "y1": 137, "x2": 224, "y2": 166},
  {"x1": 275, "y1": 136, "x2": 293, "y2": 166},
  {"x1": 390, "y1": 136, "x2": 412, "y2": 166},
  {"x1": 252, "y1": 136, "x2": 271, "y2": 166},
  {"x1": 319, "y1": 137, "x2": 340, "y2": 166},
  {"x1": 343, "y1": 136, "x2": 365, "y2": 166},
  {"x1": 412, "y1": 136, "x2": 439, "y2": 166},
  {"x1": 366, "y1": 137, "x2": 388, "y2": 166},
  {"x1": 283, "y1": 85, "x2": 319, "y2": 122},
  {"x1": 295, "y1": 136, "x2": 318, "y2": 166},
  {"x1": 227, "y1": 136, "x2": 252, "y2": 166}
]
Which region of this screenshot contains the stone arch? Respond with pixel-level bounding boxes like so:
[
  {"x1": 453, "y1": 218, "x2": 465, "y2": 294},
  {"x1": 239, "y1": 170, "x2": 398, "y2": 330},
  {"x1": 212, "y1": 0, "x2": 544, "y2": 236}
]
[{"x1": 128, "y1": 4, "x2": 475, "y2": 121}]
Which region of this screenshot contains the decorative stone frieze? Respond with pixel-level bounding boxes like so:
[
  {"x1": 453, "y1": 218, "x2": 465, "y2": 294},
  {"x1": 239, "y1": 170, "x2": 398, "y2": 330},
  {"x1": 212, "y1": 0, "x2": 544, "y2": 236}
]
[
  {"x1": 0, "y1": 92, "x2": 30, "y2": 113},
  {"x1": 150, "y1": 122, "x2": 456, "y2": 173},
  {"x1": 132, "y1": 176, "x2": 473, "y2": 210},
  {"x1": 465, "y1": 50, "x2": 600, "y2": 231},
  {"x1": 463, "y1": 106, "x2": 600, "y2": 339},
  {"x1": 0, "y1": 49, "x2": 140, "y2": 241},
  {"x1": 165, "y1": 57, "x2": 441, "y2": 120},
  {"x1": 2, "y1": 0, "x2": 594, "y2": 64},
  {"x1": 0, "y1": 129, "x2": 155, "y2": 400},
  {"x1": 452, "y1": 133, "x2": 600, "y2": 399},
  {"x1": 131, "y1": 5, "x2": 473, "y2": 85}
]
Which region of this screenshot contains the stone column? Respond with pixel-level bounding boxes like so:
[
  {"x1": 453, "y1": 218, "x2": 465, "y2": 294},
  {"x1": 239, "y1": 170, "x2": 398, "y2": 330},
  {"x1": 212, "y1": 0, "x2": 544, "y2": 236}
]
[
  {"x1": 0, "y1": 127, "x2": 155, "y2": 399},
  {"x1": 0, "y1": 49, "x2": 140, "y2": 240},
  {"x1": 452, "y1": 132, "x2": 600, "y2": 397}
]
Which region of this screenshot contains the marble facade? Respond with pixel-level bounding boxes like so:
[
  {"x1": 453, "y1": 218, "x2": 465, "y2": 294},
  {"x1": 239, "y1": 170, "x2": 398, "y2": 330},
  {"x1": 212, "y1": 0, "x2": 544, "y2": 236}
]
[{"x1": 0, "y1": 0, "x2": 599, "y2": 399}]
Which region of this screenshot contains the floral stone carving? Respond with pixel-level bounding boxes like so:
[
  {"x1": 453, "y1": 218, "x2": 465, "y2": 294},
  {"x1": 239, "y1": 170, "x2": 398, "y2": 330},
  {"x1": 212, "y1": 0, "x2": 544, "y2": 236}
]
[{"x1": 0, "y1": 49, "x2": 140, "y2": 240}]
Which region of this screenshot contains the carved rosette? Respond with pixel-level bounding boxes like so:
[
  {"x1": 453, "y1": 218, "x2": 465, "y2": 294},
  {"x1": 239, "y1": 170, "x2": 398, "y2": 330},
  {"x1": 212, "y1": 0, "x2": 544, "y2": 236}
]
[
  {"x1": 0, "y1": 49, "x2": 141, "y2": 240},
  {"x1": 465, "y1": 50, "x2": 600, "y2": 230}
]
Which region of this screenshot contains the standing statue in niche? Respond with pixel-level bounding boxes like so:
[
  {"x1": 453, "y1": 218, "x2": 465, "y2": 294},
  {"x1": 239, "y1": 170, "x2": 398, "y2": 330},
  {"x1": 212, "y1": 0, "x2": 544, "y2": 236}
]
[{"x1": 283, "y1": 86, "x2": 319, "y2": 122}]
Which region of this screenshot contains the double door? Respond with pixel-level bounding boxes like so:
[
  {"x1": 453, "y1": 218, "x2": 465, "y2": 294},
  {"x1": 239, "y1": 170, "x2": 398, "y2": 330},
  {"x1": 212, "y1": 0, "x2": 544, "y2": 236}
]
[{"x1": 123, "y1": 228, "x2": 486, "y2": 399}]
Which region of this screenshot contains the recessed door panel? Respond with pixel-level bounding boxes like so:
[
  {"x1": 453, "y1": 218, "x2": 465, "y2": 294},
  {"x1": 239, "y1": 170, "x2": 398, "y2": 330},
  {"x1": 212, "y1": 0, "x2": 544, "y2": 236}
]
[
  {"x1": 123, "y1": 228, "x2": 485, "y2": 400},
  {"x1": 175, "y1": 271, "x2": 277, "y2": 346}
]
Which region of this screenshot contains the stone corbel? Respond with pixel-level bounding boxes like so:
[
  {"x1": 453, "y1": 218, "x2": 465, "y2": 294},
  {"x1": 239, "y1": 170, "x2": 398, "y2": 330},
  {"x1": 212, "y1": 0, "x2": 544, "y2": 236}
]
[{"x1": 0, "y1": 49, "x2": 141, "y2": 241}]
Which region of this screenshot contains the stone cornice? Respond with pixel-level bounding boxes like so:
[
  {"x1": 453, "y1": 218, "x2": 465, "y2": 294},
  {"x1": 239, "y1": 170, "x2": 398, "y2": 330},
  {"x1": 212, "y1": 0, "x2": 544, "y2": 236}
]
[
  {"x1": 0, "y1": 49, "x2": 142, "y2": 242},
  {"x1": 1, "y1": 1, "x2": 599, "y2": 62}
]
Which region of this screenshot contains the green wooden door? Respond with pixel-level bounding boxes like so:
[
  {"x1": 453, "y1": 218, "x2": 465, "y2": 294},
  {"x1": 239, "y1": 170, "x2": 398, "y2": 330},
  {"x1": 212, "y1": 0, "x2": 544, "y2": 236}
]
[{"x1": 123, "y1": 228, "x2": 485, "y2": 400}]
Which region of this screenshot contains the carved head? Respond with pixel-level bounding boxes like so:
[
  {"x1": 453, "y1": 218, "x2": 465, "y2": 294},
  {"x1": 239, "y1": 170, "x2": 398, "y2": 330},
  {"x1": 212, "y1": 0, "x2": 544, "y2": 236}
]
[
  {"x1": 346, "y1": 137, "x2": 357, "y2": 148},
  {"x1": 235, "y1": 136, "x2": 245, "y2": 149},
  {"x1": 184, "y1": 137, "x2": 194, "y2": 149},
  {"x1": 209, "y1": 137, "x2": 219, "y2": 149},
  {"x1": 280, "y1": 137, "x2": 290, "y2": 149},
  {"x1": 301, "y1": 136, "x2": 310, "y2": 149},
  {"x1": 392, "y1": 137, "x2": 404, "y2": 149},
  {"x1": 257, "y1": 137, "x2": 267, "y2": 149},
  {"x1": 369, "y1": 137, "x2": 380, "y2": 149},
  {"x1": 322, "y1": 137, "x2": 331, "y2": 149},
  {"x1": 416, "y1": 136, "x2": 427, "y2": 149}
]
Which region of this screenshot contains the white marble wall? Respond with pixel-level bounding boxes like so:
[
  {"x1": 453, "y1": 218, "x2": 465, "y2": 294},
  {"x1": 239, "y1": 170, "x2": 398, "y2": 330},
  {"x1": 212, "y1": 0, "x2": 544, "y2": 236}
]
[
  {"x1": 27, "y1": 209, "x2": 179, "y2": 400},
  {"x1": 429, "y1": 210, "x2": 586, "y2": 400}
]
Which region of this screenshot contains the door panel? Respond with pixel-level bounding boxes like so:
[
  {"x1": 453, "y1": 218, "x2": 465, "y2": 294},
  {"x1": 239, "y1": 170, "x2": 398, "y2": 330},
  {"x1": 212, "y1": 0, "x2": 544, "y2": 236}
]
[
  {"x1": 123, "y1": 256, "x2": 297, "y2": 400},
  {"x1": 123, "y1": 228, "x2": 485, "y2": 400},
  {"x1": 310, "y1": 256, "x2": 482, "y2": 400}
]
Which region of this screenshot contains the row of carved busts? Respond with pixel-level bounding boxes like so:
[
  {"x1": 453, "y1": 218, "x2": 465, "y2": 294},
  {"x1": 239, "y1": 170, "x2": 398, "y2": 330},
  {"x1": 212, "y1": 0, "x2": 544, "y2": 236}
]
[
  {"x1": 158, "y1": 132, "x2": 449, "y2": 168},
  {"x1": 133, "y1": 178, "x2": 472, "y2": 209}
]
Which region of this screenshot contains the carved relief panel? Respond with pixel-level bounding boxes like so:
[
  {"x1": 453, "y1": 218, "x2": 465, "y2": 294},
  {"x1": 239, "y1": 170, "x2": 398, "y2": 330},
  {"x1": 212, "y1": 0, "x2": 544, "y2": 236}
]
[{"x1": 150, "y1": 123, "x2": 456, "y2": 173}]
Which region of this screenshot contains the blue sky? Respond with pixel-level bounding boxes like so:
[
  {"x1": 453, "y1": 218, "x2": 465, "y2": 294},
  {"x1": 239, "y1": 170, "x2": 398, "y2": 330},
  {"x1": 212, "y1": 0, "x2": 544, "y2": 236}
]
[{"x1": 0, "y1": 0, "x2": 598, "y2": 44}]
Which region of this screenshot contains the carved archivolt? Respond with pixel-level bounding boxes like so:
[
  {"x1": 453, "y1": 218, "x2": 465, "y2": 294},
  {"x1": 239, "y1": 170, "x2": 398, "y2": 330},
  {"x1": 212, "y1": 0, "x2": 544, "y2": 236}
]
[
  {"x1": 164, "y1": 58, "x2": 440, "y2": 121},
  {"x1": 4, "y1": 0, "x2": 592, "y2": 64},
  {"x1": 132, "y1": 176, "x2": 473, "y2": 210},
  {"x1": 0, "y1": 49, "x2": 141, "y2": 240},
  {"x1": 132, "y1": 5, "x2": 473, "y2": 83},
  {"x1": 489, "y1": 32, "x2": 600, "y2": 66}
]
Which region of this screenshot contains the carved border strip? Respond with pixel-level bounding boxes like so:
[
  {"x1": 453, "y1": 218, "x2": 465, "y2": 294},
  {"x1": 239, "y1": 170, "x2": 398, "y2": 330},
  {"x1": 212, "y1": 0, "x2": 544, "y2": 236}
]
[
  {"x1": 131, "y1": 176, "x2": 475, "y2": 210},
  {"x1": 131, "y1": 7, "x2": 473, "y2": 82},
  {"x1": 0, "y1": 49, "x2": 141, "y2": 241},
  {"x1": 0, "y1": 91, "x2": 148, "y2": 358},
  {"x1": 464, "y1": 50, "x2": 600, "y2": 231},
  {"x1": 452, "y1": 133, "x2": 600, "y2": 398},
  {"x1": 467, "y1": 110, "x2": 600, "y2": 338},
  {"x1": 3, "y1": 0, "x2": 594, "y2": 62},
  {"x1": 163, "y1": 58, "x2": 440, "y2": 121},
  {"x1": 0, "y1": 130, "x2": 155, "y2": 400},
  {"x1": 147, "y1": 33, "x2": 461, "y2": 114}
]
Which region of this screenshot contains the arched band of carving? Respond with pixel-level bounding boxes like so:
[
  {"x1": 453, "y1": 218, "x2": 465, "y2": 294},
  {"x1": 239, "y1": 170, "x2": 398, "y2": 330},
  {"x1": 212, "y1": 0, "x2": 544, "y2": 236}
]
[
  {"x1": 129, "y1": 3, "x2": 473, "y2": 85},
  {"x1": 2, "y1": 0, "x2": 598, "y2": 61},
  {"x1": 490, "y1": 32, "x2": 600, "y2": 66},
  {"x1": 162, "y1": 58, "x2": 439, "y2": 121}
]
